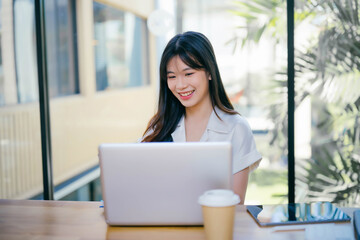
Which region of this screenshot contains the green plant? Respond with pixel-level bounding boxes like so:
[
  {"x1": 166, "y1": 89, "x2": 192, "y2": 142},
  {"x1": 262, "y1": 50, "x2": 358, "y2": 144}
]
[{"x1": 230, "y1": 0, "x2": 360, "y2": 206}]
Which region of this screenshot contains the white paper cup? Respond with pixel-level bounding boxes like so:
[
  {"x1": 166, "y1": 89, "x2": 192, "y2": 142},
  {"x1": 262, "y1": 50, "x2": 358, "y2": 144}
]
[{"x1": 198, "y1": 189, "x2": 240, "y2": 240}]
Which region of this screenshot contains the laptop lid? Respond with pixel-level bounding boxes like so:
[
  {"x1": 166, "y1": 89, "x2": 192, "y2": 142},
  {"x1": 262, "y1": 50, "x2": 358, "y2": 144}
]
[{"x1": 98, "y1": 142, "x2": 233, "y2": 226}]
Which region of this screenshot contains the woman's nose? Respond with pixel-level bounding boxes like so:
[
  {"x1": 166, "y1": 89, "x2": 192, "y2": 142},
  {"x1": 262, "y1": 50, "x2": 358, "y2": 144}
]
[{"x1": 176, "y1": 76, "x2": 187, "y2": 89}]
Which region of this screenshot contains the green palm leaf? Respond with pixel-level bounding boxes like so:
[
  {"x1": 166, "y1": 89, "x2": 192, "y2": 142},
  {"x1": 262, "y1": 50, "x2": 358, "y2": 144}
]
[{"x1": 229, "y1": 0, "x2": 360, "y2": 206}]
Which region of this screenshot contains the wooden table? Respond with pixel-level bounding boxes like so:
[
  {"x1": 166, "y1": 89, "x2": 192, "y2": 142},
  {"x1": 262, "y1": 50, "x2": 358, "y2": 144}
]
[{"x1": 0, "y1": 199, "x2": 355, "y2": 240}]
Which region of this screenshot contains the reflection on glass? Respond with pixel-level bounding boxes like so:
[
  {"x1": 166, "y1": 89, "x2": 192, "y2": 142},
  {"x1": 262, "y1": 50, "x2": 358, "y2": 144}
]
[
  {"x1": 93, "y1": 1, "x2": 148, "y2": 91},
  {"x1": 0, "y1": 0, "x2": 43, "y2": 199},
  {"x1": 180, "y1": 0, "x2": 288, "y2": 204},
  {"x1": 0, "y1": 0, "x2": 3, "y2": 106},
  {"x1": 248, "y1": 202, "x2": 351, "y2": 226},
  {"x1": 293, "y1": 0, "x2": 360, "y2": 207},
  {"x1": 13, "y1": 0, "x2": 79, "y2": 102},
  {"x1": 14, "y1": 0, "x2": 38, "y2": 103},
  {"x1": 45, "y1": 0, "x2": 79, "y2": 98},
  {"x1": 0, "y1": 0, "x2": 78, "y2": 199}
]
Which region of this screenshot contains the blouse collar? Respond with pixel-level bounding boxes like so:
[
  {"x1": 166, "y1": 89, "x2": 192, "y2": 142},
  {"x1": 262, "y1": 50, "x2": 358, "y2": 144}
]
[{"x1": 171, "y1": 106, "x2": 231, "y2": 141}]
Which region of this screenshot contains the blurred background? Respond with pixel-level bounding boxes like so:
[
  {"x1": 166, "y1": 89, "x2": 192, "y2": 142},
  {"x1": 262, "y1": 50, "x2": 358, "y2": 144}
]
[{"x1": 0, "y1": 0, "x2": 359, "y2": 206}]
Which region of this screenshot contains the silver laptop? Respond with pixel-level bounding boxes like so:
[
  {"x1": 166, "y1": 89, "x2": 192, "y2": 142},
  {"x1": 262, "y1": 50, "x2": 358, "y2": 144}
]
[{"x1": 98, "y1": 142, "x2": 232, "y2": 226}]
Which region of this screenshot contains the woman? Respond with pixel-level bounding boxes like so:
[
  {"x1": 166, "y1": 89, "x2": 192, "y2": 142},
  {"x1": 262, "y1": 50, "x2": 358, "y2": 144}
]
[{"x1": 142, "y1": 31, "x2": 261, "y2": 204}]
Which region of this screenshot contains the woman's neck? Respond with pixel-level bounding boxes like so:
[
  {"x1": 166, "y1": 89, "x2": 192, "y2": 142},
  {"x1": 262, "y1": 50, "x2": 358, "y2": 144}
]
[
  {"x1": 185, "y1": 100, "x2": 213, "y2": 121},
  {"x1": 184, "y1": 100, "x2": 213, "y2": 142}
]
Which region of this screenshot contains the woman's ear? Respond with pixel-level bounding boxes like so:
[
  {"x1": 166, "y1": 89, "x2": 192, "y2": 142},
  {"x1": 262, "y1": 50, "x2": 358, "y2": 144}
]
[{"x1": 207, "y1": 72, "x2": 212, "y2": 80}]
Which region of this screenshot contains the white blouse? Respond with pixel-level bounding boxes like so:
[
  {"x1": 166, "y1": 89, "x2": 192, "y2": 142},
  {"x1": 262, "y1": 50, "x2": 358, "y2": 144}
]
[{"x1": 171, "y1": 107, "x2": 262, "y2": 174}]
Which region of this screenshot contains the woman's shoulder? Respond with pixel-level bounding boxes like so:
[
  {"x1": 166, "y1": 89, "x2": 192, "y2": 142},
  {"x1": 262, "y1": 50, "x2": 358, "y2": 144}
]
[
  {"x1": 213, "y1": 108, "x2": 253, "y2": 137},
  {"x1": 215, "y1": 109, "x2": 257, "y2": 147}
]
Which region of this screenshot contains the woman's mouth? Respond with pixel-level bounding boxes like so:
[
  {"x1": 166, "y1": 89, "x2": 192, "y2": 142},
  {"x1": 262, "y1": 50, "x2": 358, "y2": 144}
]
[{"x1": 179, "y1": 90, "x2": 195, "y2": 100}]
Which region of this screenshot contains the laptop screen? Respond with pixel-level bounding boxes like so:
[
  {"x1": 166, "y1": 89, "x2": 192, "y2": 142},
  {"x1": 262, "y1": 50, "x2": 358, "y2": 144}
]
[{"x1": 247, "y1": 202, "x2": 351, "y2": 226}]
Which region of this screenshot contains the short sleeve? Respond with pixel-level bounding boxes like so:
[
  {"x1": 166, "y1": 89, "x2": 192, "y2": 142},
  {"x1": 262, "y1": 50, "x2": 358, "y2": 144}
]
[{"x1": 231, "y1": 117, "x2": 262, "y2": 174}]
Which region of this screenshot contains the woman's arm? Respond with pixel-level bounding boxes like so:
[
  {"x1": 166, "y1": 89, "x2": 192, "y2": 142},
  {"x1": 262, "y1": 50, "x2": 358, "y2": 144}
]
[{"x1": 233, "y1": 167, "x2": 250, "y2": 205}]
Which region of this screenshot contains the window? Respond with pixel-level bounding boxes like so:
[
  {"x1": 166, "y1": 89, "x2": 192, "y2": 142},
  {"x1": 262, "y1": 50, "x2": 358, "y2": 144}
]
[
  {"x1": 93, "y1": 1, "x2": 149, "y2": 91},
  {"x1": 1, "y1": 0, "x2": 43, "y2": 200},
  {"x1": 45, "y1": 0, "x2": 79, "y2": 98},
  {"x1": 13, "y1": 0, "x2": 38, "y2": 103},
  {"x1": 293, "y1": 0, "x2": 360, "y2": 206},
  {"x1": 13, "y1": 0, "x2": 79, "y2": 103},
  {"x1": 0, "y1": 0, "x2": 4, "y2": 106},
  {"x1": 181, "y1": 0, "x2": 288, "y2": 204}
]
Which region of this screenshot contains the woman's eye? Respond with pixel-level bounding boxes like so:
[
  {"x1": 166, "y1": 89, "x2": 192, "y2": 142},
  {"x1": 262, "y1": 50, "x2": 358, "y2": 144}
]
[
  {"x1": 167, "y1": 76, "x2": 176, "y2": 79},
  {"x1": 185, "y1": 73, "x2": 194, "y2": 77}
]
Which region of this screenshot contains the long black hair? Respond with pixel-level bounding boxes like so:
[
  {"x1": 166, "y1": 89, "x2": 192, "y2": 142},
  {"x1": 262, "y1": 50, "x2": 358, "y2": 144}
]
[{"x1": 142, "y1": 31, "x2": 236, "y2": 142}]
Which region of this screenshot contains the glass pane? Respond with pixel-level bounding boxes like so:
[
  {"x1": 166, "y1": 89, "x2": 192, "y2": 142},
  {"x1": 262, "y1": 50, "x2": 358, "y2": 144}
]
[
  {"x1": 4, "y1": 0, "x2": 79, "y2": 200},
  {"x1": 13, "y1": 0, "x2": 79, "y2": 102},
  {"x1": 0, "y1": 0, "x2": 3, "y2": 105},
  {"x1": 294, "y1": 0, "x2": 360, "y2": 207},
  {"x1": 14, "y1": 0, "x2": 38, "y2": 103},
  {"x1": 0, "y1": 0, "x2": 43, "y2": 199},
  {"x1": 49, "y1": 1, "x2": 153, "y2": 201},
  {"x1": 45, "y1": 0, "x2": 79, "y2": 98},
  {"x1": 181, "y1": 0, "x2": 288, "y2": 204},
  {"x1": 93, "y1": 1, "x2": 149, "y2": 91}
]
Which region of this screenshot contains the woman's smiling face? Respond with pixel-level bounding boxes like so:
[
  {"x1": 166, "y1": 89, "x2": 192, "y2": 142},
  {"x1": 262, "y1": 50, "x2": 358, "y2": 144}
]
[{"x1": 166, "y1": 55, "x2": 211, "y2": 111}]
